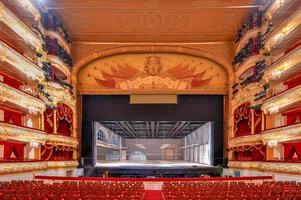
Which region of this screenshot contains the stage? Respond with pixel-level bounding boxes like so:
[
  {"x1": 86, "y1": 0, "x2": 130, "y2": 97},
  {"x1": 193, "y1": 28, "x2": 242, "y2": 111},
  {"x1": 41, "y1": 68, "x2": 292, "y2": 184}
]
[{"x1": 84, "y1": 160, "x2": 222, "y2": 178}]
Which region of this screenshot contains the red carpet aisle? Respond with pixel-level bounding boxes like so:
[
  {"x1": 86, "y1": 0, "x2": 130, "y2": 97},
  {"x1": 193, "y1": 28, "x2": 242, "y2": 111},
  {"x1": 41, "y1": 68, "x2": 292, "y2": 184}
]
[{"x1": 144, "y1": 190, "x2": 163, "y2": 200}]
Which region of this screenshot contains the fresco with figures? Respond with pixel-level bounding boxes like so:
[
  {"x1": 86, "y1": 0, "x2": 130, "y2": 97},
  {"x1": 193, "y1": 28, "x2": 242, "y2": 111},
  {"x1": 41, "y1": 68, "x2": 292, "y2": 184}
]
[{"x1": 78, "y1": 53, "x2": 228, "y2": 94}]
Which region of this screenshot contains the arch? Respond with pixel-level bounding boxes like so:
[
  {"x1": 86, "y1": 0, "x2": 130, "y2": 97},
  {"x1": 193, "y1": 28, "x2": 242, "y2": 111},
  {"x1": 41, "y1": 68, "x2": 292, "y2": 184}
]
[{"x1": 73, "y1": 45, "x2": 233, "y2": 76}]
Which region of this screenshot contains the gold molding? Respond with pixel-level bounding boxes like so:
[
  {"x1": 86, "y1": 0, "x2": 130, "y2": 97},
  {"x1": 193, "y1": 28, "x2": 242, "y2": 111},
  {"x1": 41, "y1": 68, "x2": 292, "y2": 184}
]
[
  {"x1": 0, "y1": 82, "x2": 46, "y2": 114},
  {"x1": 0, "y1": 161, "x2": 78, "y2": 175},
  {"x1": 0, "y1": 2, "x2": 43, "y2": 53},
  {"x1": 261, "y1": 84, "x2": 301, "y2": 114},
  {"x1": 228, "y1": 123, "x2": 301, "y2": 147},
  {"x1": 229, "y1": 161, "x2": 301, "y2": 174},
  {"x1": 46, "y1": 134, "x2": 78, "y2": 147},
  {"x1": 47, "y1": 55, "x2": 71, "y2": 78},
  {"x1": 0, "y1": 41, "x2": 45, "y2": 81}
]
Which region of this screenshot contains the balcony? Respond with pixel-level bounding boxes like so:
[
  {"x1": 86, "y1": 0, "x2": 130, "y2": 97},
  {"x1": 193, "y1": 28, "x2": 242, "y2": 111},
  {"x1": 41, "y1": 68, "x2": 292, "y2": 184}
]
[
  {"x1": 0, "y1": 122, "x2": 47, "y2": 144},
  {"x1": 47, "y1": 55, "x2": 71, "y2": 78},
  {"x1": 43, "y1": 82, "x2": 75, "y2": 108},
  {"x1": 229, "y1": 123, "x2": 301, "y2": 148},
  {"x1": 228, "y1": 160, "x2": 301, "y2": 174},
  {"x1": 235, "y1": 54, "x2": 264, "y2": 74},
  {"x1": 0, "y1": 2, "x2": 43, "y2": 54},
  {"x1": 261, "y1": 84, "x2": 301, "y2": 114},
  {"x1": 236, "y1": 28, "x2": 261, "y2": 55},
  {"x1": 264, "y1": 6, "x2": 301, "y2": 55},
  {"x1": 0, "y1": 160, "x2": 78, "y2": 175},
  {"x1": 265, "y1": 45, "x2": 301, "y2": 82},
  {"x1": 46, "y1": 134, "x2": 78, "y2": 147},
  {"x1": 0, "y1": 41, "x2": 44, "y2": 82},
  {"x1": 0, "y1": 82, "x2": 45, "y2": 114},
  {"x1": 45, "y1": 30, "x2": 71, "y2": 55}
]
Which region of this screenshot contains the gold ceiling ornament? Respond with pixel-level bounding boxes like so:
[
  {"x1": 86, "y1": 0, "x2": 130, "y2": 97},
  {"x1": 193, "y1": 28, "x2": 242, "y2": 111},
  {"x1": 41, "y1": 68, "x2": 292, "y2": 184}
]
[
  {"x1": 0, "y1": 2, "x2": 43, "y2": 53},
  {"x1": 229, "y1": 123, "x2": 301, "y2": 148},
  {"x1": 264, "y1": 6, "x2": 301, "y2": 52},
  {"x1": 0, "y1": 41, "x2": 45, "y2": 81},
  {"x1": 261, "y1": 84, "x2": 301, "y2": 114},
  {"x1": 46, "y1": 134, "x2": 78, "y2": 147},
  {"x1": 265, "y1": 46, "x2": 301, "y2": 81},
  {"x1": 0, "y1": 122, "x2": 47, "y2": 144},
  {"x1": 0, "y1": 160, "x2": 78, "y2": 175},
  {"x1": 0, "y1": 82, "x2": 46, "y2": 114},
  {"x1": 228, "y1": 160, "x2": 301, "y2": 174}
]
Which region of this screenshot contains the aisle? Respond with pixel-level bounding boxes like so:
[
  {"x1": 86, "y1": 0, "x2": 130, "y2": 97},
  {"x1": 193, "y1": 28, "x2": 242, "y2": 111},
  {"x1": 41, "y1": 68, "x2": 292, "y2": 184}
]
[{"x1": 144, "y1": 190, "x2": 163, "y2": 200}]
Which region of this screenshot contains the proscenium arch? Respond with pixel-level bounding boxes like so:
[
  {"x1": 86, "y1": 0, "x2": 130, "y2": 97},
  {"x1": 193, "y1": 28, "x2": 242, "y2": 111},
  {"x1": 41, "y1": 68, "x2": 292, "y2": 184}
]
[{"x1": 73, "y1": 45, "x2": 234, "y2": 79}]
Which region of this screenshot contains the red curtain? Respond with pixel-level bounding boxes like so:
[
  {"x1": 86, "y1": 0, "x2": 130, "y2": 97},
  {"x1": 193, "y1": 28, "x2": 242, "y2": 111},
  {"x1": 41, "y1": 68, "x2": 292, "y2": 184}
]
[
  {"x1": 282, "y1": 106, "x2": 301, "y2": 126},
  {"x1": 1, "y1": 141, "x2": 25, "y2": 160},
  {"x1": 232, "y1": 145, "x2": 266, "y2": 161},
  {"x1": 41, "y1": 144, "x2": 73, "y2": 161},
  {"x1": 44, "y1": 109, "x2": 54, "y2": 134},
  {"x1": 2, "y1": 108, "x2": 23, "y2": 126},
  {"x1": 234, "y1": 103, "x2": 251, "y2": 137},
  {"x1": 57, "y1": 103, "x2": 73, "y2": 136},
  {"x1": 0, "y1": 71, "x2": 24, "y2": 90},
  {"x1": 284, "y1": 74, "x2": 301, "y2": 89},
  {"x1": 284, "y1": 142, "x2": 301, "y2": 161}
]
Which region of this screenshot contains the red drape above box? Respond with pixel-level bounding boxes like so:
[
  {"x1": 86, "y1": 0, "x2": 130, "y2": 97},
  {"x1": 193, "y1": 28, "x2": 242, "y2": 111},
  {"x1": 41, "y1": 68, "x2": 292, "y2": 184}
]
[
  {"x1": 0, "y1": 141, "x2": 25, "y2": 160},
  {"x1": 283, "y1": 142, "x2": 301, "y2": 161},
  {"x1": 234, "y1": 103, "x2": 252, "y2": 137}
]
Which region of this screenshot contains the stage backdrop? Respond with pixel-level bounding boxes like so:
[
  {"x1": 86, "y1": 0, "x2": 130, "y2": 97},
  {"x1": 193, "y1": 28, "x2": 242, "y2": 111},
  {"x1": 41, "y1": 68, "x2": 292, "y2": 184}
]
[
  {"x1": 78, "y1": 53, "x2": 228, "y2": 95},
  {"x1": 82, "y1": 95, "x2": 224, "y2": 166}
]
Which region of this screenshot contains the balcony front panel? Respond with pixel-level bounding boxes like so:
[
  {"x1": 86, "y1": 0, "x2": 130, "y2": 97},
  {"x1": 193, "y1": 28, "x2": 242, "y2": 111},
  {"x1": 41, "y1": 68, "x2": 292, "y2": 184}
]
[
  {"x1": 229, "y1": 161, "x2": 301, "y2": 174},
  {"x1": 47, "y1": 55, "x2": 71, "y2": 78},
  {"x1": 45, "y1": 31, "x2": 71, "y2": 55},
  {"x1": 0, "y1": 160, "x2": 78, "y2": 175},
  {"x1": 261, "y1": 84, "x2": 301, "y2": 114},
  {"x1": 265, "y1": 7, "x2": 301, "y2": 53},
  {"x1": 0, "y1": 82, "x2": 45, "y2": 114},
  {"x1": 0, "y1": 41, "x2": 44, "y2": 81},
  {"x1": 0, "y1": 2, "x2": 42, "y2": 53},
  {"x1": 265, "y1": 45, "x2": 301, "y2": 82},
  {"x1": 0, "y1": 122, "x2": 47, "y2": 144},
  {"x1": 46, "y1": 134, "x2": 78, "y2": 147},
  {"x1": 235, "y1": 28, "x2": 261, "y2": 55},
  {"x1": 230, "y1": 123, "x2": 301, "y2": 148}
]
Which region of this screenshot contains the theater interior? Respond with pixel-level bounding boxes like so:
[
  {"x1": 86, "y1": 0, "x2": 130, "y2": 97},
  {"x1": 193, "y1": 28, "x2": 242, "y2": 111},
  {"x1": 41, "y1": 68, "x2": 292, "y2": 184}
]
[{"x1": 0, "y1": 0, "x2": 301, "y2": 199}]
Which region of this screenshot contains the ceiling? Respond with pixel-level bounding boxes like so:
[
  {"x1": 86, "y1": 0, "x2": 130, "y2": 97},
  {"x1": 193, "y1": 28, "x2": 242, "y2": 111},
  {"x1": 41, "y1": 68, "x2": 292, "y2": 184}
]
[
  {"x1": 100, "y1": 121, "x2": 206, "y2": 139},
  {"x1": 40, "y1": 0, "x2": 262, "y2": 43}
]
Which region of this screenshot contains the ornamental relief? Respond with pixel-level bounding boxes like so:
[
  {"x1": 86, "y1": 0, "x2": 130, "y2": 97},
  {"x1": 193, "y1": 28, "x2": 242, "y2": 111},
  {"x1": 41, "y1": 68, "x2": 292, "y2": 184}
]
[{"x1": 78, "y1": 53, "x2": 228, "y2": 94}]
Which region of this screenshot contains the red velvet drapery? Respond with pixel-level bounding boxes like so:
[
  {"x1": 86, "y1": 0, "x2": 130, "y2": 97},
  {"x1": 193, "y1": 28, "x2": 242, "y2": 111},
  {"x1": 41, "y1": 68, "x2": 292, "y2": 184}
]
[
  {"x1": 41, "y1": 144, "x2": 73, "y2": 161},
  {"x1": 232, "y1": 145, "x2": 266, "y2": 161},
  {"x1": 1, "y1": 108, "x2": 24, "y2": 126},
  {"x1": 0, "y1": 141, "x2": 25, "y2": 160},
  {"x1": 283, "y1": 142, "x2": 301, "y2": 161},
  {"x1": 284, "y1": 74, "x2": 301, "y2": 89},
  {"x1": 234, "y1": 103, "x2": 252, "y2": 137},
  {"x1": 56, "y1": 103, "x2": 73, "y2": 136},
  {"x1": 0, "y1": 71, "x2": 24, "y2": 90},
  {"x1": 282, "y1": 106, "x2": 301, "y2": 126}
]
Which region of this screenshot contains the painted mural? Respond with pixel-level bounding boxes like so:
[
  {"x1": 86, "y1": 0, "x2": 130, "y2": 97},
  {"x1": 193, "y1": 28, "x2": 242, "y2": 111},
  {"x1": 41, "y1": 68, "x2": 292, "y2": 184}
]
[{"x1": 78, "y1": 53, "x2": 228, "y2": 94}]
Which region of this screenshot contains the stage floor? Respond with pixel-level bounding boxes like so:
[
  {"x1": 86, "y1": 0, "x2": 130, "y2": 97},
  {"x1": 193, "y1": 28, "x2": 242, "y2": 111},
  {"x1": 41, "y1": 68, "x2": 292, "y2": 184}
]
[{"x1": 96, "y1": 160, "x2": 215, "y2": 169}]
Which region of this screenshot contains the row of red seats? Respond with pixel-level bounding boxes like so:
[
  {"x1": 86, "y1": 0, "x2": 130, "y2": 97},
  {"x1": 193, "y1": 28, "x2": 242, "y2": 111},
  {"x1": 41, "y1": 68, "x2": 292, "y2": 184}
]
[
  {"x1": 162, "y1": 181, "x2": 301, "y2": 200},
  {"x1": 0, "y1": 180, "x2": 144, "y2": 200}
]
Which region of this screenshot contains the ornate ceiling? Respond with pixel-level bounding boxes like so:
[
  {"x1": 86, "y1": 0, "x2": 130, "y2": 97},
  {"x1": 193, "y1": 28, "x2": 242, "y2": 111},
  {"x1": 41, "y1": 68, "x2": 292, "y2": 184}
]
[{"x1": 41, "y1": 0, "x2": 261, "y2": 43}]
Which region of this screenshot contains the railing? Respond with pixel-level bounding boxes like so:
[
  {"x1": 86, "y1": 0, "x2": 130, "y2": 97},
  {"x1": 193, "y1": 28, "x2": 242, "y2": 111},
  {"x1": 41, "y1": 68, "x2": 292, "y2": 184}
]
[
  {"x1": 0, "y1": 160, "x2": 78, "y2": 175},
  {"x1": 0, "y1": 41, "x2": 44, "y2": 81},
  {"x1": 261, "y1": 84, "x2": 301, "y2": 114},
  {"x1": 47, "y1": 134, "x2": 78, "y2": 147},
  {"x1": 229, "y1": 123, "x2": 301, "y2": 147},
  {"x1": 228, "y1": 160, "x2": 301, "y2": 174},
  {"x1": 0, "y1": 2, "x2": 42, "y2": 53},
  {"x1": 0, "y1": 82, "x2": 45, "y2": 114}
]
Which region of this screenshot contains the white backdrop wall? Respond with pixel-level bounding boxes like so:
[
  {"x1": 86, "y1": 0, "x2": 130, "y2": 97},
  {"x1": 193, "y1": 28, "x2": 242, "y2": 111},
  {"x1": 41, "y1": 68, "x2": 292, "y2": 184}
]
[{"x1": 182, "y1": 122, "x2": 213, "y2": 165}]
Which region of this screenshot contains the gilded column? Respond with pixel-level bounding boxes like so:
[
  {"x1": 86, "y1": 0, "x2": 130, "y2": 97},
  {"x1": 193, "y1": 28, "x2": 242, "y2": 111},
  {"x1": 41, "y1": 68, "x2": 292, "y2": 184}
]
[{"x1": 53, "y1": 110, "x2": 57, "y2": 134}]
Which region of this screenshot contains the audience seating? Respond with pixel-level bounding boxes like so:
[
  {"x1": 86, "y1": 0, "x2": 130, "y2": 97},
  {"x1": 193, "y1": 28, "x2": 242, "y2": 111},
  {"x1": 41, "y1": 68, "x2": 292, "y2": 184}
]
[
  {"x1": 162, "y1": 181, "x2": 301, "y2": 200},
  {"x1": 0, "y1": 180, "x2": 144, "y2": 200}
]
